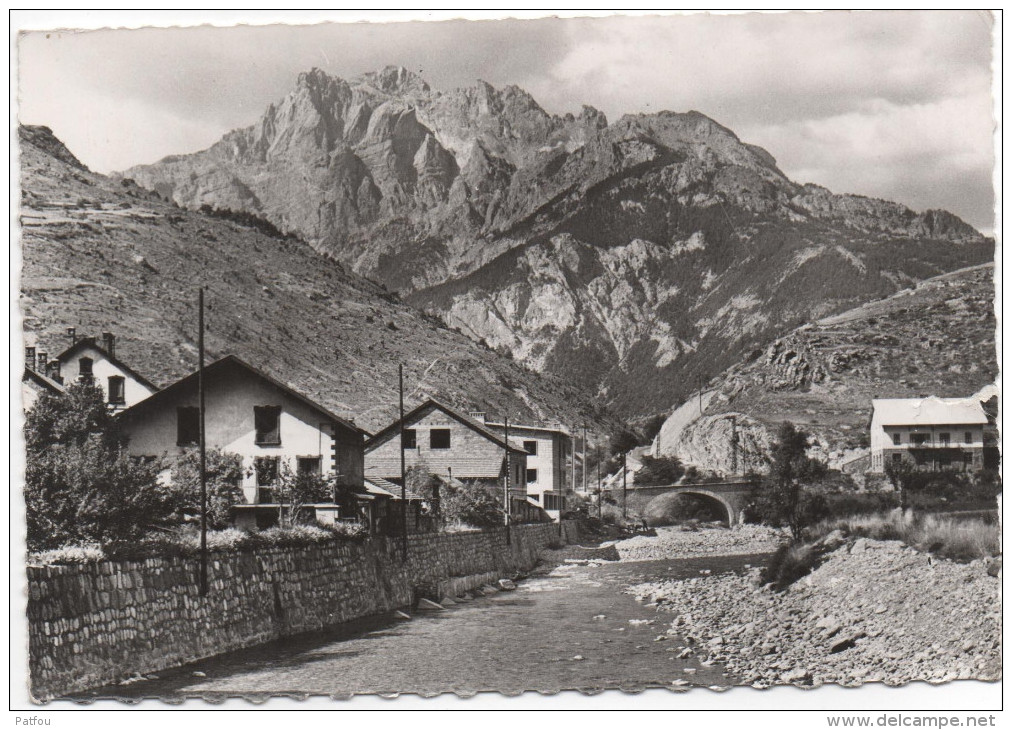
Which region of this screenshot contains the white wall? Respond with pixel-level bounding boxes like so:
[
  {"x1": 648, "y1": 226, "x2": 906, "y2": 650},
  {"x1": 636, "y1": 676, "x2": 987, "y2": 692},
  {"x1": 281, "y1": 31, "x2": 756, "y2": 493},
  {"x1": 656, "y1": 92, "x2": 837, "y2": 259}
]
[{"x1": 61, "y1": 344, "x2": 155, "y2": 410}]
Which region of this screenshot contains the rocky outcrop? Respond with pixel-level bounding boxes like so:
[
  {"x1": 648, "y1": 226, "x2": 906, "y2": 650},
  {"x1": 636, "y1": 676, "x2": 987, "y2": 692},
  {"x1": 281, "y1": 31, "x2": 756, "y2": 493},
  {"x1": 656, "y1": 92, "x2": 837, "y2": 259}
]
[{"x1": 120, "y1": 67, "x2": 993, "y2": 418}]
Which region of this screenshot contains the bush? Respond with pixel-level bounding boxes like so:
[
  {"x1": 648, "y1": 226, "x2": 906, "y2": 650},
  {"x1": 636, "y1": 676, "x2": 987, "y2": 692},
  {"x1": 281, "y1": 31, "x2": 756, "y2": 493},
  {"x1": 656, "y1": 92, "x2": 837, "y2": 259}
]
[
  {"x1": 760, "y1": 542, "x2": 821, "y2": 591},
  {"x1": 169, "y1": 448, "x2": 245, "y2": 529},
  {"x1": 634, "y1": 455, "x2": 685, "y2": 486},
  {"x1": 25, "y1": 381, "x2": 176, "y2": 551},
  {"x1": 441, "y1": 481, "x2": 503, "y2": 529}
]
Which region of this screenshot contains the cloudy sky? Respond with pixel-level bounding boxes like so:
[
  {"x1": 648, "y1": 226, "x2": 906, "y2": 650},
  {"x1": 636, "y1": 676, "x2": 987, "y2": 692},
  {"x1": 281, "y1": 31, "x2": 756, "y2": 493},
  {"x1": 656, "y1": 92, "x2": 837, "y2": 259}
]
[{"x1": 17, "y1": 10, "x2": 997, "y2": 232}]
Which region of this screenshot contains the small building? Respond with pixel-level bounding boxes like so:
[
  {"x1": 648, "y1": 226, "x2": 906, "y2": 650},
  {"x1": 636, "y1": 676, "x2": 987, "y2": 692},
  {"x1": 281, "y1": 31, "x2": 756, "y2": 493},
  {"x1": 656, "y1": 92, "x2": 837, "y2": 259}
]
[
  {"x1": 55, "y1": 331, "x2": 157, "y2": 410},
  {"x1": 117, "y1": 355, "x2": 368, "y2": 527},
  {"x1": 479, "y1": 415, "x2": 571, "y2": 518},
  {"x1": 870, "y1": 393, "x2": 995, "y2": 473},
  {"x1": 21, "y1": 361, "x2": 64, "y2": 412},
  {"x1": 364, "y1": 399, "x2": 528, "y2": 505}
]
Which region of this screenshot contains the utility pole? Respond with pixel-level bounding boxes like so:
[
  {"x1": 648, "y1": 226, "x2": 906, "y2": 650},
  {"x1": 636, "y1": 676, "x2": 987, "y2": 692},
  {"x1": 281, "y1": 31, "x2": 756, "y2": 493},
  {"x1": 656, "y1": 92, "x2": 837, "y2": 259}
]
[
  {"x1": 596, "y1": 443, "x2": 602, "y2": 520},
  {"x1": 582, "y1": 425, "x2": 588, "y2": 495},
  {"x1": 399, "y1": 364, "x2": 407, "y2": 560},
  {"x1": 622, "y1": 451, "x2": 628, "y2": 520},
  {"x1": 198, "y1": 288, "x2": 208, "y2": 597},
  {"x1": 504, "y1": 414, "x2": 511, "y2": 545}
]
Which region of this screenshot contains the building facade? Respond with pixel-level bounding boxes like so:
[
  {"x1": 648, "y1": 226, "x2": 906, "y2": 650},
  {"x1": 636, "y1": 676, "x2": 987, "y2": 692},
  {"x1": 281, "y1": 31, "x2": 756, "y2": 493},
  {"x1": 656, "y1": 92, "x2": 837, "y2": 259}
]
[
  {"x1": 364, "y1": 400, "x2": 528, "y2": 501},
  {"x1": 55, "y1": 332, "x2": 157, "y2": 411},
  {"x1": 117, "y1": 356, "x2": 367, "y2": 523},
  {"x1": 481, "y1": 417, "x2": 571, "y2": 514},
  {"x1": 870, "y1": 395, "x2": 993, "y2": 473}
]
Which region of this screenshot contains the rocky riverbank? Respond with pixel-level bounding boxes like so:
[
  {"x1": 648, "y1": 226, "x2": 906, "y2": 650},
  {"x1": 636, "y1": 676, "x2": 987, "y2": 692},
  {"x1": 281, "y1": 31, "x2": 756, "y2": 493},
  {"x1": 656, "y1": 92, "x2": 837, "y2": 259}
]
[
  {"x1": 629, "y1": 537, "x2": 1002, "y2": 687},
  {"x1": 615, "y1": 524, "x2": 785, "y2": 561}
]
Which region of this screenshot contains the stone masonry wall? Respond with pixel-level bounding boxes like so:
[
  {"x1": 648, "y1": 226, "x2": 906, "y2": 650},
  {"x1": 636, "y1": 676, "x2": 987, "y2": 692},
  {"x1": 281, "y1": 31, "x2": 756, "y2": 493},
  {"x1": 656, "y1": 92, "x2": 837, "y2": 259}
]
[{"x1": 27, "y1": 521, "x2": 578, "y2": 701}]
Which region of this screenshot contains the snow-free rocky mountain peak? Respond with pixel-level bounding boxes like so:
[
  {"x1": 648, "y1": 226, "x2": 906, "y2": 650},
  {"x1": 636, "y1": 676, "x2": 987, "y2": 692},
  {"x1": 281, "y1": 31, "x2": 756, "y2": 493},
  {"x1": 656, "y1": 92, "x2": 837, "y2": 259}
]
[{"x1": 122, "y1": 67, "x2": 993, "y2": 419}]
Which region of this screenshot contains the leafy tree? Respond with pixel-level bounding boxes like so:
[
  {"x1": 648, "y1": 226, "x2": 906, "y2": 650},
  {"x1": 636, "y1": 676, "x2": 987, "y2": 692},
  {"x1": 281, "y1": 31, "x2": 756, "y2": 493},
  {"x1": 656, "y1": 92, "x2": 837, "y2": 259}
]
[
  {"x1": 746, "y1": 422, "x2": 829, "y2": 538},
  {"x1": 25, "y1": 381, "x2": 172, "y2": 550},
  {"x1": 609, "y1": 428, "x2": 639, "y2": 457},
  {"x1": 274, "y1": 462, "x2": 334, "y2": 527},
  {"x1": 884, "y1": 457, "x2": 916, "y2": 511},
  {"x1": 169, "y1": 448, "x2": 245, "y2": 529},
  {"x1": 441, "y1": 480, "x2": 503, "y2": 529},
  {"x1": 634, "y1": 455, "x2": 685, "y2": 486}
]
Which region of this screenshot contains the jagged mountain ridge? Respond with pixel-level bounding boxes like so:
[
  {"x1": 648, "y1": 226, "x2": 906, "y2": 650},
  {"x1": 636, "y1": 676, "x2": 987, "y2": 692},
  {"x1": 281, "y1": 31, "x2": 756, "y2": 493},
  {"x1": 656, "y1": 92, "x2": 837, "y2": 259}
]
[
  {"x1": 653, "y1": 264, "x2": 998, "y2": 474},
  {"x1": 121, "y1": 66, "x2": 993, "y2": 417},
  {"x1": 18, "y1": 124, "x2": 618, "y2": 434}
]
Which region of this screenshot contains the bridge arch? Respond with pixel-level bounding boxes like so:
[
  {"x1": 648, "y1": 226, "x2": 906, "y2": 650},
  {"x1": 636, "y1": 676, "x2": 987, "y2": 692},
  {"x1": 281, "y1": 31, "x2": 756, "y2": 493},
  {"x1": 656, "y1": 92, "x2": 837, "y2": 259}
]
[{"x1": 670, "y1": 489, "x2": 738, "y2": 527}]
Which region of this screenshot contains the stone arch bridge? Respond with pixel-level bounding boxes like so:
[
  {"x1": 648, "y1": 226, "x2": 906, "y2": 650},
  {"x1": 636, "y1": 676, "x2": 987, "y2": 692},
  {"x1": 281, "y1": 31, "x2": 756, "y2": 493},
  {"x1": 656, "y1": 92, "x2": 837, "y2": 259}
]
[{"x1": 601, "y1": 481, "x2": 756, "y2": 526}]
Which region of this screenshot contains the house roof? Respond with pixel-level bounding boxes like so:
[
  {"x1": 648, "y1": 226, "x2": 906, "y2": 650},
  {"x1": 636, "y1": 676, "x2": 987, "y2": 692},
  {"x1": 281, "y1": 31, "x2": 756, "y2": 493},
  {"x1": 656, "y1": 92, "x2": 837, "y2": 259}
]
[
  {"x1": 364, "y1": 398, "x2": 529, "y2": 455},
  {"x1": 22, "y1": 367, "x2": 65, "y2": 394},
  {"x1": 364, "y1": 477, "x2": 424, "y2": 501},
  {"x1": 56, "y1": 337, "x2": 160, "y2": 391},
  {"x1": 872, "y1": 396, "x2": 989, "y2": 427},
  {"x1": 116, "y1": 354, "x2": 366, "y2": 435}
]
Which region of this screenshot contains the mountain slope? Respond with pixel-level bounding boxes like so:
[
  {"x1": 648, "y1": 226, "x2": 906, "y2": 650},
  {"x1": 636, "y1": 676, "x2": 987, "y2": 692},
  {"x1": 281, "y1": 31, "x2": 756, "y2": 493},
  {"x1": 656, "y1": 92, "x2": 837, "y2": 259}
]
[
  {"x1": 18, "y1": 125, "x2": 617, "y2": 434},
  {"x1": 652, "y1": 263, "x2": 998, "y2": 473},
  {"x1": 120, "y1": 67, "x2": 993, "y2": 417}
]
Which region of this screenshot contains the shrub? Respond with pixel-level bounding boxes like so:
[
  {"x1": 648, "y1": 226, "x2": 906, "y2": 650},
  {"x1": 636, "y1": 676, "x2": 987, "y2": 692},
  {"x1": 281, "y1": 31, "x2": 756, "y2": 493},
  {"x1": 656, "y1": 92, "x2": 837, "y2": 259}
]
[
  {"x1": 760, "y1": 542, "x2": 821, "y2": 590},
  {"x1": 169, "y1": 448, "x2": 245, "y2": 529},
  {"x1": 29, "y1": 543, "x2": 105, "y2": 565},
  {"x1": 634, "y1": 455, "x2": 685, "y2": 486},
  {"x1": 441, "y1": 481, "x2": 503, "y2": 529}
]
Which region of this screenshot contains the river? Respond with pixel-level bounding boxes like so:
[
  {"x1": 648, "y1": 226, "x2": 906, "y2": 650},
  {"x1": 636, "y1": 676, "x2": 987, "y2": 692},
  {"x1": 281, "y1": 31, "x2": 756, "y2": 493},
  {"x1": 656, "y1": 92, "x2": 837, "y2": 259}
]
[{"x1": 77, "y1": 551, "x2": 770, "y2": 701}]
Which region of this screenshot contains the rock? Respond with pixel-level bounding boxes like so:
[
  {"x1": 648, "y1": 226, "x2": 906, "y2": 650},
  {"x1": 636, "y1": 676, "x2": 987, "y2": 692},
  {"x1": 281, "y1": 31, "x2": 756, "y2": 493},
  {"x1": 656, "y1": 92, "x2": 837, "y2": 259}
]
[
  {"x1": 497, "y1": 578, "x2": 517, "y2": 591},
  {"x1": 851, "y1": 538, "x2": 870, "y2": 554},
  {"x1": 683, "y1": 668, "x2": 697, "y2": 674},
  {"x1": 819, "y1": 530, "x2": 846, "y2": 550},
  {"x1": 572, "y1": 655, "x2": 584, "y2": 661},
  {"x1": 192, "y1": 671, "x2": 206, "y2": 678},
  {"x1": 708, "y1": 636, "x2": 725, "y2": 647},
  {"x1": 592, "y1": 614, "x2": 606, "y2": 621},
  {"x1": 678, "y1": 647, "x2": 694, "y2": 658},
  {"x1": 394, "y1": 610, "x2": 412, "y2": 620},
  {"x1": 782, "y1": 668, "x2": 813, "y2": 684},
  {"x1": 417, "y1": 598, "x2": 444, "y2": 611},
  {"x1": 654, "y1": 635, "x2": 668, "y2": 642},
  {"x1": 829, "y1": 636, "x2": 858, "y2": 654},
  {"x1": 670, "y1": 679, "x2": 690, "y2": 687},
  {"x1": 985, "y1": 557, "x2": 1002, "y2": 577}
]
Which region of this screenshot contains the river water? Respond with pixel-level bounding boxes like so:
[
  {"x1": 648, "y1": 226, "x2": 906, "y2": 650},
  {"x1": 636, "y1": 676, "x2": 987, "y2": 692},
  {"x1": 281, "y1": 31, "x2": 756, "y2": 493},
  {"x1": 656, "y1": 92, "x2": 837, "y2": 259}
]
[{"x1": 80, "y1": 551, "x2": 769, "y2": 701}]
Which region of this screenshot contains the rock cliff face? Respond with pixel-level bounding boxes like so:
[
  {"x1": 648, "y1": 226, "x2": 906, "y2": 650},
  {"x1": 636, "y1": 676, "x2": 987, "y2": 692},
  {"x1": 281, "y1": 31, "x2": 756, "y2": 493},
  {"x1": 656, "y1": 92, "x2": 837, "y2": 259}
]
[
  {"x1": 653, "y1": 264, "x2": 997, "y2": 474},
  {"x1": 19, "y1": 125, "x2": 615, "y2": 434},
  {"x1": 122, "y1": 67, "x2": 993, "y2": 417}
]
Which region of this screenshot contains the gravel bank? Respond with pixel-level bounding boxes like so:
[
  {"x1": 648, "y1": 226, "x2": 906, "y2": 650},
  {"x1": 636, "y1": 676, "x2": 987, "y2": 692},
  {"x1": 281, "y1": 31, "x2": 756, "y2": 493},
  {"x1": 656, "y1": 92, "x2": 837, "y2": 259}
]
[
  {"x1": 615, "y1": 524, "x2": 785, "y2": 562},
  {"x1": 629, "y1": 537, "x2": 1002, "y2": 687}
]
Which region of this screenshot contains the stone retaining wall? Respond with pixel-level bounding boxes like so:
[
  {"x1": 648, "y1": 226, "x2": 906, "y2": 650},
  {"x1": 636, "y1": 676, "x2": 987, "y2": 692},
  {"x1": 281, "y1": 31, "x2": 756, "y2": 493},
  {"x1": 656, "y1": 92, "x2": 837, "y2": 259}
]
[{"x1": 27, "y1": 521, "x2": 578, "y2": 700}]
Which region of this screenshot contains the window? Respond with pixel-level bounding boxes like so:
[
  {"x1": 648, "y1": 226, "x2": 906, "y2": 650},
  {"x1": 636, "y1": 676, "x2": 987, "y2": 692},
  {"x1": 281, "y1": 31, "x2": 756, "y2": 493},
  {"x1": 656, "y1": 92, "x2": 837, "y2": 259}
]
[
  {"x1": 938, "y1": 432, "x2": 950, "y2": 446},
  {"x1": 523, "y1": 440, "x2": 538, "y2": 455},
  {"x1": 528, "y1": 494, "x2": 540, "y2": 502},
  {"x1": 515, "y1": 464, "x2": 522, "y2": 485},
  {"x1": 402, "y1": 428, "x2": 417, "y2": 449},
  {"x1": 965, "y1": 431, "x2": 973, "y2": 444},
  {"x1": 892, "y1": 453, "x2": 903, "y2": 464},
  {"x1": 255, "y1": 457, "x2": 279, "y2": 504},
  {"x1": 254, "y1": 406, "x2": 282, "y2": 445},
  {"x1": 176, "y1": 407, "x2": 199, "y2": 446},
  {"x1": 430, "y1": 428, "x2": 451, "y2": 449},
  {"x1": 526, "y1": 468, "x2": 538, "y2": 483},
  {"x1": 79, "y1": 357, "x2": 93, "y2": 379},
  {"x1": 297, "y1": 457, "x2": 321, "y2": 475},
  {"x1": 911, "y1": 434, "x2": 928, "y2": 446},
  {"x1": 892, "y1": 433, "x2": 901, "y2": 446},
  {"x1": 107, "y1": 376, "x2": 125, "y2": 405}
]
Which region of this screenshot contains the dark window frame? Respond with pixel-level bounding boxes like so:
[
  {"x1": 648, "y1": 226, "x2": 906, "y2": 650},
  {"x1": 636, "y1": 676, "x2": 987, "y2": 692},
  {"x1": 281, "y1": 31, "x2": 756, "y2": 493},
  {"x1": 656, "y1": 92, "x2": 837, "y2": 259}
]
[
  {"x1": 402, "y1": 428, "x2": 417, "y2": 450},
  {"x1": 938, "y1": 432, "x2": 951, "y2": 446},
  {"x1": 79, "y1": 356, "x2": 93, "y2": 379},
  {"x1": 526, "y1": 468, "x2": 538, "y2": 483},
  {"x1": 176, "y1": 406, "x2": 199, "y2": 446},
  {"x1": 297, "y1": 456, "x2": 322, "y2": 476},
  {"x1": 254, "y1": 405, "x2": 282, "y2": 446},
  {"x1": 891, "y1": 432, "x2": 901, "y2": 446},
  {"x1": 523, "y1": 440, "x2": 538, "y2": 455},
  {"x1": 430, "y1": 428, "x2": 451, "y2": 450},
  {"x1": 107, "y1": 375, "x2": 126, "y2": 405},
  {"x1": 965, "y1": 431, "x2": 973, "y2": 444}
]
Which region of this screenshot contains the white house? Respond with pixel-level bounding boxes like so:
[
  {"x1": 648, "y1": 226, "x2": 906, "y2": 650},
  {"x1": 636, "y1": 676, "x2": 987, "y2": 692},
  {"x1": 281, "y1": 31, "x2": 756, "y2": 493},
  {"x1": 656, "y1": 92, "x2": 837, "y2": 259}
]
[
  {"x1": 117, "y1": 355, "x2": 368, "y2": 526},
  {"x1": 56, "y1": 332, "x2": 157, "y2": 410},
  {"x1": 870, "y1": 393, "x2": 993, "y2": 473},
  {"x1": 480, "y1": 415, "x2": 571, "y2": 518}
]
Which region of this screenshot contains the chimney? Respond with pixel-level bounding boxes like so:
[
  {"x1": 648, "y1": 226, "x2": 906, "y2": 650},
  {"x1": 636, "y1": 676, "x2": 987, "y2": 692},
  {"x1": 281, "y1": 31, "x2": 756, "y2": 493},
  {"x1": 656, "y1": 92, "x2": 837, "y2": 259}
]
[
  {"x1": 37, "y1": 352, "x2": 48, "y2": 372},
  {"x1": 102, "y1": 332, "x2": 115, "y2": 357},
  {"x1": 47, "y1": 360, "x2": 62, "y2": 384},
  {"x1": 469, "y1": 411, "x2": 487, "y2": 424},
  {"x1": 25, "y1": 346, "x2": 36, "y2": 371},
  {"x1": 67, "y1": 326, "x2": 76, "y2": 347}
]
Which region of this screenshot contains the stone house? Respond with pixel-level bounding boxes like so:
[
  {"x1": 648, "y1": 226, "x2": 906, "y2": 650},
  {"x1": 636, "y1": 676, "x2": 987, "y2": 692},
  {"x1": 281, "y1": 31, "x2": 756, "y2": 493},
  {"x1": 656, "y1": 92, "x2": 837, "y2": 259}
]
[
  {"x1": 21, "y1": 356, "x2": 64, "y2": 412},
  {"x1": 364, "y1": 399, "x2": 529, "y2": 504},
  {"x1": 479, "y1": 415, "x2": 571, "y2": 517},
  {"x1": 869, "y1": 392, "x2": 997, "y2": 473},
  {"x1": 117, "y1": 355, "x2": 368, "y2": 527},
  {"x1": 55, "y1": 331, "x2": 157, "y2": 411}
]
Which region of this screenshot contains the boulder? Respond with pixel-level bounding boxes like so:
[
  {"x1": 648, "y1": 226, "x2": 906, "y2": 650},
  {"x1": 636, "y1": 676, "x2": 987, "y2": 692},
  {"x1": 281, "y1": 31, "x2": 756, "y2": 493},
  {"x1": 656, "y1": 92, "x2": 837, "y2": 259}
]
[{"x1": 497, "y1": 578, "x2": 517, "y2": 591}]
